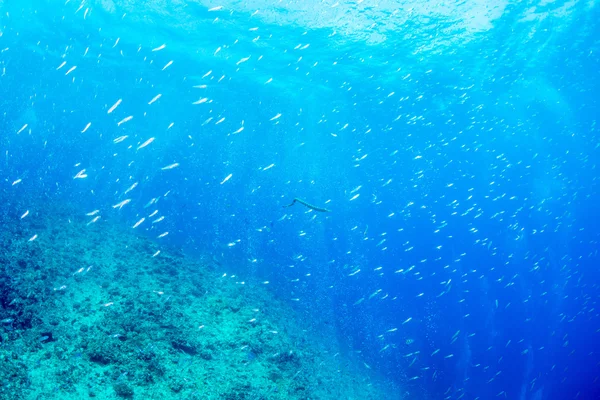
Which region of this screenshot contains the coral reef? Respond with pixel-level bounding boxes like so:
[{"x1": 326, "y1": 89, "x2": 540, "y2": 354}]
[{"x1": 0, "y1": 207, "x2": 399, "y2": 399}]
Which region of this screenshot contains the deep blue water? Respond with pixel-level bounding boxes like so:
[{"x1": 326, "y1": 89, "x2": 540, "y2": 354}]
[{"x1": 1, "y1": 0, "x2": 599, "y2": 399}]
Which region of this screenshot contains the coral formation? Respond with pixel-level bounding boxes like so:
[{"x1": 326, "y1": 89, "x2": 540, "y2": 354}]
[{"x1": 0, "y1": 206, "x2": 399, "y2": 399}]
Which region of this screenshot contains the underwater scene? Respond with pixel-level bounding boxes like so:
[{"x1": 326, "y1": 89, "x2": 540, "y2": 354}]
[{"x1": 1, "y1": 0, "x2": 599, "y2": 399}]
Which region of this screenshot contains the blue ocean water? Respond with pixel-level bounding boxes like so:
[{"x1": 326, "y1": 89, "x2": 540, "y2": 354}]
[{"x1": 1, "y1": 0, "x2": 599, "y2": 399}]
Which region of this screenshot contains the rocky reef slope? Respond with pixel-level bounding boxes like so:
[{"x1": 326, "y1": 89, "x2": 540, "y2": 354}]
[{"x1": 0, "y1": 208, "x2": 399, "y2": 400}]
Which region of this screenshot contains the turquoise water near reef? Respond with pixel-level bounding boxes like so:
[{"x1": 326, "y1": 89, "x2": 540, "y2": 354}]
[{"x1": 1, "y1": 1, "x2": 600, "y2": 399}]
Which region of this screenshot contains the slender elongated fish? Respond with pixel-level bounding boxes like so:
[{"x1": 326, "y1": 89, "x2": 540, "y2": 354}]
[{"x1": 283, "y1": 198, "x2": 331, "y2": 212}]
